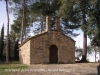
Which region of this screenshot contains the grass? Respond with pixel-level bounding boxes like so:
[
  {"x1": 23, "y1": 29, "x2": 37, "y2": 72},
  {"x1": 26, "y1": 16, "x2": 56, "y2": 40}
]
[{"x1": 0, "y1": 63, "x2": 28, "y2": 75}]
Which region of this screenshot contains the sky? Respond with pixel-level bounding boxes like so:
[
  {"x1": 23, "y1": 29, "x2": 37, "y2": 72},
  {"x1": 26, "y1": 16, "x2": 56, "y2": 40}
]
[
  {"x1": 0, "y1": 1, "x2": 98, "y2": 62},
  {"x1": 0, "y1": 1, "x2": 15, "y2": 35}
]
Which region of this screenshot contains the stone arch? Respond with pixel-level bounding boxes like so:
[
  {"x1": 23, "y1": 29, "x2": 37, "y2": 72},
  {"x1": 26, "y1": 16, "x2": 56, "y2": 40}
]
[{"x1": 49, "y1": 45, "x2": 58, "y2": 64}]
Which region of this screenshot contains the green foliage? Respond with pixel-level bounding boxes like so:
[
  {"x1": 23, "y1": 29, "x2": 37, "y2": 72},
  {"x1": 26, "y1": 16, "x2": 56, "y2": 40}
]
[
  {"x1": 0, "y1": 24, "x2": 4, "y2": 61},
  {"x1": 11, "y1": 18, "x2": 21, "y2": 33},
  {"x1": 9, "y1": 0, "x2": 34, "y2": 41},
  {"x1": 59, "y1": 0, "x2": 81, "y2": 37},
  {"x1": 14, "y1": 39, "x2": 19, "y2": 61},
  {"x1": 29, "y1": 0, "x2": 62, "y2": 34},
  {"x1": 59, "y1": 0, "x2": 75, "y2": 17},
  {"x1": 9, "y1": 0, "x2": 100, "y2": 47},
  {"x1": 11, "y1": 15, "x2": 31, "y2": 39},
  {"x1": 10, "y1": 0, "x2": 81, "y2": 38},
  {"x1": 86, "y1": 59, "x2": 90, "y2": 62},
  {"x1": 87, "y1": 0, "x2": 100, "y2": 47},
  {"x1": 30, "y1": 0, "x2": 60, "y2": 16}
]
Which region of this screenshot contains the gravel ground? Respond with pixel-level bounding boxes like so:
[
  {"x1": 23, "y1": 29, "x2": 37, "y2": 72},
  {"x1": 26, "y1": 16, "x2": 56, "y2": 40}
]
[{"x1": 11, "y1": 63, "x2": 99, "y2": 75}]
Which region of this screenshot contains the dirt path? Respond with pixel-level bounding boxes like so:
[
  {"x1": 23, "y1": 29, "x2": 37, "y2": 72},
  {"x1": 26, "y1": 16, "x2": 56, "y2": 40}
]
[{"x1": 11, "y1": 63, "x2": 99, "y2": 75}]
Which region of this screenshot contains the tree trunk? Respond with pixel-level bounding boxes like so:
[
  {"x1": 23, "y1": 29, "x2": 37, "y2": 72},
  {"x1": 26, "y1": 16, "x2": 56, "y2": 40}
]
[
  {"x1": 81, "y1": 32, "x2": 87, "y2": 62},
  {"x1": 98, "y1": 47, "x2": 100, "y2": 62},
  {"x1": 5, "y1": 0, "x2": 10, "y2": 63},
  {"x1": 21, "y1": 8, "x2": 24, "y2": 43},
  {"x1": 99, "y1": 48, "x2": 100, "y2": 62},
  {"x1": 9, "y1": 39, "x2": 10, "y2": 61},
  {"x1": 21, "y1": 0, "x2": 25, "y2": 43},
  {"x1": 95, "y1": 49, "x2": 96, "y2": 62}
]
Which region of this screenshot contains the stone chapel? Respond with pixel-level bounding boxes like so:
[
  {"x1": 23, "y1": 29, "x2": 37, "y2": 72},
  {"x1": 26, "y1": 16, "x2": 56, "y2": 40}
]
[{"x1": 19, "y1": 16, "x2": 75, "y2": 65}]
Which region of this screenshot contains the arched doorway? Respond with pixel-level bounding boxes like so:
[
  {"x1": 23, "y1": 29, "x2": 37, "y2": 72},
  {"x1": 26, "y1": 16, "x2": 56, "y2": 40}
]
[{"x1": 49, "y1": 45, "x2": 58, "y2": 64}]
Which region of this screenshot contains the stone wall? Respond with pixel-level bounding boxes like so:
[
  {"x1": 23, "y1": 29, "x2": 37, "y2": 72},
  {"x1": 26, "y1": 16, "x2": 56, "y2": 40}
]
[
  {"x1": 30, "y1": 32, "x2": 49, "y2": 64},
  {"x1": 58, "y1": 33, "x2": 75, "y2": 63},
  {"x1": 29, "y1": 31, "x2": 75, "y2": 64},
  {"x1": 19, "y1": 40, "x2": 30, "y2": 65},
  {"x1": 19, "y1": 30, "x2": 75, "y2": 65}
]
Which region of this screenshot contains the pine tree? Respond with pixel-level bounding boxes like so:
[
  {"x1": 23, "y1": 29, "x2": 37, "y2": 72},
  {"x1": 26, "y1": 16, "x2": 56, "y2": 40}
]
[
  {"x1": 59, "y1": 0, "x2": 93, "y2": 62},
  {"x1": 9, "y1": 0, "x2": 34, "y2": 42},
  {"x1": 87, "y1": 0, "x2": 100, "y2": 47},
  {"x1": 59, "y1": 0, "x2": 81, "y2": 37},
  {"x1": 73, "y1": 0, "x2": 91, "y2": 62}
]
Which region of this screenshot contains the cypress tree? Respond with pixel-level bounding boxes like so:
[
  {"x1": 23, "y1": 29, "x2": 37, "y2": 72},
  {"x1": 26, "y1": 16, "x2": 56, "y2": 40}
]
[
  {"x1": 14, "y1": 39, "x2": 19, "y2": 61},
  {"x1": 0, "y1": 24, "x2": 4, "y2": 62}
]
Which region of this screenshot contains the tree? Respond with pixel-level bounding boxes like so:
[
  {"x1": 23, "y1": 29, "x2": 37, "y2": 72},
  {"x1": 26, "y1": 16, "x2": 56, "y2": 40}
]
[
  {"x1": 10, "y1": 30, "x2": 16, "y2": 44},
  {"x1": 30, "y1": 0, "x2": 61, "y2": 16},
  {"x1": 0, "y1": 24, "x2": 4, "y2": 61},
  {"x1": 87, "y1": 0, "x2": 100, "y2": 47},
  {"x1": 9, "y1": 0, "x2": 34, "y2": 42},
  {"x1": 74, "y1": 0, "x2": 100, "y2": 62},
  {"x1": 76, "y1": 0, "x2": 90, "y2": 62},
  {"x1": 30, "y1": 0, "x2": 80, "y2": 36},
  {"x1": 14, "y1": 39, "x2": 19, "y2": 61},
  {"x1": 87, "y1": 45, "x2": 100, "y2": 62},
  {"x1": 20, "y1": 0, "x2": 24, "y2": 43},
  {"x1": 9, "y1": 0, "x2": 61, "y2": 39},
  {"x1": 75, "y1": 45, "x2": 99, "y2": 62},
  {"x1": 30, "y1": 0, "x2": 61, "y2": 34},
  {"x1": 59, "y1": 0, "x2": 93, "y2": 62},
  {"x1": 80, "y1": 0, "x2": 100, "y2": 61},
  {"x1": 5, "y1": 0, "x2": 10, "y2": 63},
  {"x1": 11, "y1": 15, "x2": 31, "y2": 39},
  {"x1": 59, "y1": 0, "x2": 81, "y2": 37}
]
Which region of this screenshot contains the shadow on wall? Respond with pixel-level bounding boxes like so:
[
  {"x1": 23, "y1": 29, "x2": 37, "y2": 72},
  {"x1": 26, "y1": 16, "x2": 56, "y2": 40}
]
[{"x1": 19, "y1": 53, "x2": 24, "y2": 64}]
